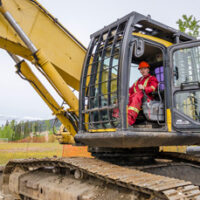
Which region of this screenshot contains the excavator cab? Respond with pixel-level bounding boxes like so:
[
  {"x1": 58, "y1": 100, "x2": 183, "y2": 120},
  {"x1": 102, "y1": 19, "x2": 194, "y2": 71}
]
[
  {"x1": 1, "y1": 0, "x2": 199, "y2": 149},
  {"x1": 77, "y1": 12, "x2": 200, "y2": 149}
]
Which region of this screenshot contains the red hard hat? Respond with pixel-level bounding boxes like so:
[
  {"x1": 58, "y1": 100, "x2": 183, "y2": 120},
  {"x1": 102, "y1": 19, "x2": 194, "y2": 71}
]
[{"x1": 138, "y1": 61, "x2": 150, "y2": 69}]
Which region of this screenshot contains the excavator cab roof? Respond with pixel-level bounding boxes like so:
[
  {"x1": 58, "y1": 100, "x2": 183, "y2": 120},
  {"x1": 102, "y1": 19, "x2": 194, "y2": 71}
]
[{"x1": 91, "y1": 11, "x2": 195, "y2": 44}]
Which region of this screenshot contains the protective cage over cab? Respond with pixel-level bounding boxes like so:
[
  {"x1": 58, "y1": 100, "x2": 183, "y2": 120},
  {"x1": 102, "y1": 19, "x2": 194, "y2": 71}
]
[{"x1": 76, "y1": 12, "x2": 200, "y2": 148}]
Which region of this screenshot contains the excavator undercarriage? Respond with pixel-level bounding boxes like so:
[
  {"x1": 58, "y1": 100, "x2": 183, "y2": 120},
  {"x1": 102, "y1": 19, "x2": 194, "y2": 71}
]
[{"x1": 1, "y1": 152, "x2": 200, "y2": 200}]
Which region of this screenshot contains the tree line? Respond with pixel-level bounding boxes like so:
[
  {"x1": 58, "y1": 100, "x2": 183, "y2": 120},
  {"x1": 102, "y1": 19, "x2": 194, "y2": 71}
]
[{"x1": 0, "y1": 119, "x2": 58, "y2": 141}]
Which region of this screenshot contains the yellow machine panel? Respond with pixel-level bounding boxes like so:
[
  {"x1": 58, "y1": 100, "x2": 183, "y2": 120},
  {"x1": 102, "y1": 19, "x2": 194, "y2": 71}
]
[{"x1": 0, "y1": 0, "x2": 86, "y2": 90}]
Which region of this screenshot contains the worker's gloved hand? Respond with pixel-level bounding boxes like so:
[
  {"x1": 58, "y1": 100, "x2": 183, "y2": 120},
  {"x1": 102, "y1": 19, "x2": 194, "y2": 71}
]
[{"x1": 138, "y1": 84, "x2": 145, "y2": 90}]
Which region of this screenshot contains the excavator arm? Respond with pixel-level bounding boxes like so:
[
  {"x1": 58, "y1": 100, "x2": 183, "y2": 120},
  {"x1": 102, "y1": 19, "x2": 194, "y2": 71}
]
[{"x1": 0, "y1": 0, "x2": 87, "y2": 143}]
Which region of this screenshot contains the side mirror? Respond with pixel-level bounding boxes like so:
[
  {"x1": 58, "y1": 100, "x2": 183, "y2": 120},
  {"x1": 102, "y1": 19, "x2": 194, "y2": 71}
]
[{"x1": 134, "y1": 38, "x2": 144, "y2": 57}]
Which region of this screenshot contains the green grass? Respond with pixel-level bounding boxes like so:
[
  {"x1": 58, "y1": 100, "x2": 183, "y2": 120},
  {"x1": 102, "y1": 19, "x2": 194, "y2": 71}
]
[{"x1": 0, "y1": 143, "x2": 63, "y2": 165}]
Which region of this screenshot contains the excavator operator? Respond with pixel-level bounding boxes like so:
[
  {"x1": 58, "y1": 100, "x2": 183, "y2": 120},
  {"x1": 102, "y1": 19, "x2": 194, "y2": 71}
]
[{"x1": 128, "y1": 61, "x2": 158, "y2": 125}]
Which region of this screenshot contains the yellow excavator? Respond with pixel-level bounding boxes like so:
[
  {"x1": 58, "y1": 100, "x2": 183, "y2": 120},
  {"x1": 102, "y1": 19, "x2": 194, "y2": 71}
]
[{"x1": 1, "y1": 0, "x2": 200, "y2": 199}]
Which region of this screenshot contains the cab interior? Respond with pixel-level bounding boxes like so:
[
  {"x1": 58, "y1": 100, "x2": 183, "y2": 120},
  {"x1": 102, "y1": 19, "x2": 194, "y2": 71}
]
[{"x1": 129, "y1": 41, "x2": 166, "y2": 129}]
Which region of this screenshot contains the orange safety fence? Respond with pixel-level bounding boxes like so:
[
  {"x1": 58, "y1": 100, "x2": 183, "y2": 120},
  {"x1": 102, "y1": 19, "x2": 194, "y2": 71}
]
[{"x1": 62, "y1": 145, "x2": 92, "y2": 158}]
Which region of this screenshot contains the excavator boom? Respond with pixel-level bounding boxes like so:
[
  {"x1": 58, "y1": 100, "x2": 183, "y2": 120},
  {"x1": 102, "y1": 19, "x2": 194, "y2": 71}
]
[
  {"x1": 0, "y1": 0, "x2": 88, "y2": 143},
  {"x1": 0, "y1": 0, "x2": 86, "y2": 90}
]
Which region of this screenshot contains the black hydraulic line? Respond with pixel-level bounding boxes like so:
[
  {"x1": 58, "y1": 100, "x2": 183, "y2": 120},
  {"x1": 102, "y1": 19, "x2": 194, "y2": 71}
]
[
  {"x1": 17, "y1": 66, "x2": 79, "y2": 135},
  {"x1": 16, "y1": 65, "x2": 77, "y2": 138},
  {"x1": 8, "y1": 52, "x2": 77, "y2": 136},
  {"x1": 67, "y1": 112, "x2": 78, "y2": 132},
  {"x1": 52, "y1": 117, "x2": 61, "y2": 136},
  {"x1": 52, "y1": 102, "x2": 79, "y2": 136},
  {"x1": 15, "y1": 62, "x2": 59, "y2": 112}
]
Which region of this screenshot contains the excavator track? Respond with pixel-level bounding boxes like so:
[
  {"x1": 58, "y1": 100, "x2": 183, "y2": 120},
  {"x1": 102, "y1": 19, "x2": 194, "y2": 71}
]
[{"x1": 2, "y1": 155, "x2": 200, "y2": 200}]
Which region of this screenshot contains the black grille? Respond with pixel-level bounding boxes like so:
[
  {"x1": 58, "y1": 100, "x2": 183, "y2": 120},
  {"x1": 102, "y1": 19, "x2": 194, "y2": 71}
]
[{"x1": 80, "y1": 22, "x2": 127, "y2": 130}]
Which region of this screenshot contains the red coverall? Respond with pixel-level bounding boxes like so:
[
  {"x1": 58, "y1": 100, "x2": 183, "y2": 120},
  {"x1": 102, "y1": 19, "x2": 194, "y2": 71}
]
[{"x1": 128, "y1": 74, "x2": 158, "y2": 125}]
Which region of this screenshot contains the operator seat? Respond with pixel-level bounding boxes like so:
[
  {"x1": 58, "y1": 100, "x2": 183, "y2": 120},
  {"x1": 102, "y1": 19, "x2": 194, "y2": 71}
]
[{"x1": 142, "y1": 66, "x2": 165, "y2": 122}]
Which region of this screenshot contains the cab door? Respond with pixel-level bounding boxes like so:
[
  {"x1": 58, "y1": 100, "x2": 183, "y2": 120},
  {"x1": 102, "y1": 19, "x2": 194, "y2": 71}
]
[{"x1": 168, "y1": 40, "x2": 200, "y2": 131}]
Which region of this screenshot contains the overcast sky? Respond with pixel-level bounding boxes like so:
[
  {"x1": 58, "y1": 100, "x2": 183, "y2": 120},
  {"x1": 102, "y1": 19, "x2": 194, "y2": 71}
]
[{"x1": 0, "y1": 0, "x2": 200, "y2": 124}]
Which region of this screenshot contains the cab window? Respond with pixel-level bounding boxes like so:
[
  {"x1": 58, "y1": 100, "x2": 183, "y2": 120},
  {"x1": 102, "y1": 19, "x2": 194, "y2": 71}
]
[{"x1": 173, "y1": 46, "x2": 200, "y2": 122}]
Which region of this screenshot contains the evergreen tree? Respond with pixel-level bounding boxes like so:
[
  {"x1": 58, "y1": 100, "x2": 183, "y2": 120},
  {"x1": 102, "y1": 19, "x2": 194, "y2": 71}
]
[
  {"x1": 32, "y1": 122, "x2": 37, "y2": 136},
  {"x1": 10, "y1": 120, "x2": 16, "y2": 141},
  {"x1": 0, "y1": 122, "x2": 14, "y2": 141},
  {"x1": 10, "y1": 120, "x2": 15, "y2": 130},
  {"x1": 15, "y1": 123, "x2": 22, "y2": 140},
  {"x1": 24, "y1": 121, "x2": 30, "y2": 138},
  {"x1": 4, "y1": 125, "x2": 14, "y2": 141},
  {"x1": 5, "y1": 120, "x2": 9, "y2": 127},
  {"x1": 45, "y1": 120, "x2": 51, "y2": 132},
  {"x1": 38, "y1": 123, "x2": 42, "y2": 133}
]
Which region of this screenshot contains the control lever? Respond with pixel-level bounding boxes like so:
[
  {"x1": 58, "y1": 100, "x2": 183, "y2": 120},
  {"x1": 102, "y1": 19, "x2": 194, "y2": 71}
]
[{"x1": 142, "y1": 89, "x2": 150, "y2": 108}]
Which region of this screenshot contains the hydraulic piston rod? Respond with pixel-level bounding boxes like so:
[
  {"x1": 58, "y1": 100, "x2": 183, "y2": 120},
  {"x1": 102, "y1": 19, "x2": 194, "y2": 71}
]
[{"x1": 0, "y1": 2, "x2": 37, "y2": 53}]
